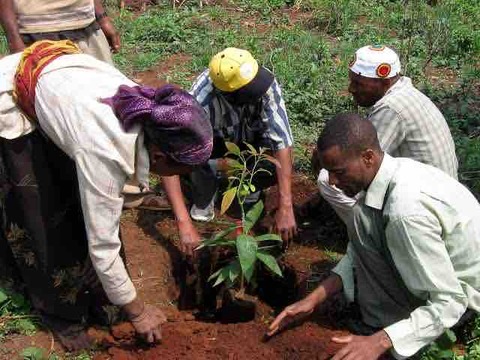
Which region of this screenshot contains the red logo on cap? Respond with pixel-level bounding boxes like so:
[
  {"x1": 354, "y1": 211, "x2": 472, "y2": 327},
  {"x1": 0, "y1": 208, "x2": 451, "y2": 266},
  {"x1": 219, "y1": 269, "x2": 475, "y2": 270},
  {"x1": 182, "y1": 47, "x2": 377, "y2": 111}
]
[{"x1": 376, "y1": 63, "x2": 391, "y2": 78}]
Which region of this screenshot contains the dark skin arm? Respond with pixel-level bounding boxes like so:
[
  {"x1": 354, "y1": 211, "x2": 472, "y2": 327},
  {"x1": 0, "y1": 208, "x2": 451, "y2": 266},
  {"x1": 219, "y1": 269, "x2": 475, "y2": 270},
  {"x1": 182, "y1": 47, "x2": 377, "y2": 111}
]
[
  {"x1": 268, "y1": 273, "x2": 343, "y2": 336},
  {"x1": 122, "y1": 296, "x2": 166, "y2": 343},
  {"x1": 273, "y1": 147, "x2": 297, "y2": 244},
  {"x1": 0, "y1": 0, "x2": 25, "y2": 53},
  {"x1": 93, "y1": 0, "x2": 120, "y2": 53}
]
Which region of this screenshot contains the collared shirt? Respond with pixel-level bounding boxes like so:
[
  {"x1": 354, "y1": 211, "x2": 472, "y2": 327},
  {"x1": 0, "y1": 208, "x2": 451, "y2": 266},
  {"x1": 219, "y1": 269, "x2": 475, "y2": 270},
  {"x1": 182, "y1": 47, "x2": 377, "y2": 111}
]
[
  {"x1": 0, "y1": 53, "x2": 150, "y2": 306},
  {"x1": 333, "y1": 154, "x2": 480, "y2": 358},
  {"x1": 369, "y1": 76, "x2": 458, "y2": 179},
  {"x1": 190, "y1": 69, "x2": 293, "y2": 151}
]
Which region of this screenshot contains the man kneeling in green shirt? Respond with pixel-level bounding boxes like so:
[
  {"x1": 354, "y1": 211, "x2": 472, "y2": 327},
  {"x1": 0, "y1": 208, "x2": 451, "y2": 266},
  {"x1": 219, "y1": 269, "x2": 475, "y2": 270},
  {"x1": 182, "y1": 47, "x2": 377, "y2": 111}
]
[{"x1": 268, "y1": 113, "x2": 480, "y2": 359}]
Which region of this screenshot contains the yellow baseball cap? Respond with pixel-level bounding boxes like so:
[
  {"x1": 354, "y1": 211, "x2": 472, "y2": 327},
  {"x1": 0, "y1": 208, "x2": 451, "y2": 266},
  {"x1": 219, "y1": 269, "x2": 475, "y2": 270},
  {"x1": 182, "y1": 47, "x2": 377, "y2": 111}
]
[
  {"x1": 209, "y1": 48, "x2": 274, "y2": 103},
  {"x1": 209, "y1": 48, "x2": 259, "y2": 92}
]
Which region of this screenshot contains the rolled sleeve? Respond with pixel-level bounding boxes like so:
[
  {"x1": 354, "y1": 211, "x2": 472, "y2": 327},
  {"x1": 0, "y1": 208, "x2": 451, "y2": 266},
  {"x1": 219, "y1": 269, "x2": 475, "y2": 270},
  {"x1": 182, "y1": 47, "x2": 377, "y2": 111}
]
[
  {"x1": 384, "y1": 215, "x2": 469, "y2": 357},
  {"x1": 260, "y1": 79, "x2": 293, "y2": 151},
  {"x1": 75, "y1": 149, "x2": 137, "y2": 306},
  {"x1": 332, "y1": 243, "x2": 355, "y2": 303}
]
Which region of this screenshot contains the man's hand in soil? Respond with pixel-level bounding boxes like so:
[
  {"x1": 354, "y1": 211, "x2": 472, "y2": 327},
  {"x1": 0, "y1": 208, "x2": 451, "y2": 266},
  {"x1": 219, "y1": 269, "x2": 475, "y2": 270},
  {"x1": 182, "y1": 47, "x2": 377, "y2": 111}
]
[
  {"x1": 178, "y1": 218, "x2": 201, "y2": 257},
  {"x1": 273, "y1": 204, "x2": 297, "y2": 244},
  {"x1": 124, "y1": 300, "x2": 167, "y2": 344},
  {"x1": 267, "y1": 296, "x2": 316, "y2": 337},
  {"x1": 331, "y1": 331, "x2": 392, "y2": 360}
]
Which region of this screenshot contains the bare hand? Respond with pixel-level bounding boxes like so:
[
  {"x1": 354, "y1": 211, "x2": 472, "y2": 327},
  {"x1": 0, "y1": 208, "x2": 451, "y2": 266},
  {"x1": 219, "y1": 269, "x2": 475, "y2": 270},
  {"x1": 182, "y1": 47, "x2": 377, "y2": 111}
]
[
  {"x1": 129, "y1": 304, "x2": 167, "y2": 344},
  {"x1": 98, "y1": 17, "x2": 121, "y2": 52},
  {"x1": 267, "y1": 296, "x2": 316, "y2": 337},
  {"x1": 273, "y1": 205, "x2": 297, "y2": 245},
  {"x1": 8, "y1": 37, "x2": 25, "y2": 54},
  {"x1": 331, "y1": 332, "x2": 392, "y2": 360},
  {"x1": 178, "y1": 219, "x2": 201, "y2": 257}
]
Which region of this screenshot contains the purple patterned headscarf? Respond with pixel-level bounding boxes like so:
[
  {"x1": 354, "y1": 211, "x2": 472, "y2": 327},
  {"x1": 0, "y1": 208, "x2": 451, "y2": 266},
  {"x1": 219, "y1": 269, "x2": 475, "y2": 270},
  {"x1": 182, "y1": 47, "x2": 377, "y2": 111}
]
[{"x1": 102, "y1": 84, "x2": 213, "y2": 166}]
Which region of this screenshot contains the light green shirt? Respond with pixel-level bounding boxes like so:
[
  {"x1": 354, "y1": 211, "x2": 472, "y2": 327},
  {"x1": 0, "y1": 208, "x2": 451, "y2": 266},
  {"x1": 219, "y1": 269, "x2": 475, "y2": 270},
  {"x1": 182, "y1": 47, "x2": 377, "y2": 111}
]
[{"x1": 333, "y1": 154, "x2": 480, "y2": 357}]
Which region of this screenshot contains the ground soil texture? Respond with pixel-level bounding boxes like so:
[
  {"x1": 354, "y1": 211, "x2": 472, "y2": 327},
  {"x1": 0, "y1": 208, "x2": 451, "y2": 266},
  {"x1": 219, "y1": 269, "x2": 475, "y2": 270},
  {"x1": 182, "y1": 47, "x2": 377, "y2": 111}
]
[{"x1": 0, "y1": 175, "x2": 352, "y2": 359}]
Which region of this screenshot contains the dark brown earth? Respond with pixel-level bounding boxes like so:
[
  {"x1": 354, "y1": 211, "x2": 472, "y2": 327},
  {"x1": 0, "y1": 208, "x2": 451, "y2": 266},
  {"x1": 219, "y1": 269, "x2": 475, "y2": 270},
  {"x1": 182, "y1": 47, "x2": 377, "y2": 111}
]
[{"x1": 0, "y1": 174, "x2": 353, "y2": 359}]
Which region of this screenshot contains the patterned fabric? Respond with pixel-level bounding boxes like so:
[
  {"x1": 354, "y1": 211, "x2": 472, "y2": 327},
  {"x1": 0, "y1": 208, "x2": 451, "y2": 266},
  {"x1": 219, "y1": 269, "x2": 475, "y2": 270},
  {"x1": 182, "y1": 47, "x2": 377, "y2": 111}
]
[
  {"x1": 2, "y1": 53, "x2": 145, "y2": 306},
  {"x1": 333, "y1": 154, "x2": 480, "y2": 358},
  {"x1": 0, "y1": 131, "x2": 108, "y2": 321},
  {"x1": 190, "y1": 69, "x2": 293, "y2": 151},
  {"x1": 369, "y1": 76, "x2": 458, "y2": 178},
  {"x1": 102, "y1": 84, "x2": 213, "y2": 166},
  {"x1": 13, "y1": 40, "x2": 81, "y2": 121}
]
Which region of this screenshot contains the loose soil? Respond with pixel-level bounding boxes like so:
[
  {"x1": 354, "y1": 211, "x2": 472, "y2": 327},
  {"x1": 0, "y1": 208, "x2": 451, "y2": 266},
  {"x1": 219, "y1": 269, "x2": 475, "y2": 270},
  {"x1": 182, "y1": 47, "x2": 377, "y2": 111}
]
[{"x1": 0, "y1": 175, "x2": 352, "y2": 359}]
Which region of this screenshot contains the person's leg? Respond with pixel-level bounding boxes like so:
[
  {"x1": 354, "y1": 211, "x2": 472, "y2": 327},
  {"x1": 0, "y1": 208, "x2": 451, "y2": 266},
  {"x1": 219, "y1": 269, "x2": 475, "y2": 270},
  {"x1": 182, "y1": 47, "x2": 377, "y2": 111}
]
[
  {"x1": 76, "y1": 28, "x2": 114, "y2": 64},
  {"x1": 189, "y1": 160, "x2": 219, "y2": 221},
  {"x1": 0, "y1": 132, "x2": 97, "y2": 351}
]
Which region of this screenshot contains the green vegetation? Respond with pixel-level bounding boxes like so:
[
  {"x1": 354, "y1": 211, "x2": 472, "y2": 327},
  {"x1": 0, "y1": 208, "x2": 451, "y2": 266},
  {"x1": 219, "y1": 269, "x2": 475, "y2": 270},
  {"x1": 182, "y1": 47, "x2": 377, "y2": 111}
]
[
  {"x1": 0, "y1": 0, "x2": 479, "y2": 357},
  {"x1": 199, "y1": 142, "x2": 283, "y2": 291},
  {"x1": 0, "y1": 285, "x2": 37, "y2": 339}
]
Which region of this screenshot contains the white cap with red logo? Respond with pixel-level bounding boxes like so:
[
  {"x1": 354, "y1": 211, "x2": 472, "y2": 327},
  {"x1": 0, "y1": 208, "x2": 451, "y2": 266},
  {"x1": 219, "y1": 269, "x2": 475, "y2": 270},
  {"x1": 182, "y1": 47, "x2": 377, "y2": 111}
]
[{"x1": 349, "y1": 45, "x2": 401, "y2": 79}]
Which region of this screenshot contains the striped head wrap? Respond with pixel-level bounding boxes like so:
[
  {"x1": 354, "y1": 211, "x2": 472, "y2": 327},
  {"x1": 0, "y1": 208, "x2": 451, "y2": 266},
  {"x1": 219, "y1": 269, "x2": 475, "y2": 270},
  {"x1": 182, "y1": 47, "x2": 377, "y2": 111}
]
[
  {"x1": 13, "y1": 40, "x2": 81, "y2": 121},
  {"x1": 102, "y1": 84, "x2": 213, "y2": 166}
]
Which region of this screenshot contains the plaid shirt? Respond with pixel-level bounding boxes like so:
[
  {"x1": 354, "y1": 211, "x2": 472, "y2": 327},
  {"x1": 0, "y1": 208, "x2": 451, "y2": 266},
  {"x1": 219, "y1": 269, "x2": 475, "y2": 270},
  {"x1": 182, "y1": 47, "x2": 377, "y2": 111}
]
[
  {"x1": 369, "y1": 76, "x2": 458, "y2": 179},
  {"x1": 190, "y1": 69, "x2": 293, "y2": 151}
]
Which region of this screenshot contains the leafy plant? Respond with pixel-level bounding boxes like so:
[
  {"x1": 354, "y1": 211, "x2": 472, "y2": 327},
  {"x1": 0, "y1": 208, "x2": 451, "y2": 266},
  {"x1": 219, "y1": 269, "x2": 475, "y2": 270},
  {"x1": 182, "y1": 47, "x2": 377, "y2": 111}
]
[
  {"x1": 198, "y1": 142, "x2": 283, "y2": 294},
  {"x1": 0, "y1": 286, "x2": 38, "y2": 339}
]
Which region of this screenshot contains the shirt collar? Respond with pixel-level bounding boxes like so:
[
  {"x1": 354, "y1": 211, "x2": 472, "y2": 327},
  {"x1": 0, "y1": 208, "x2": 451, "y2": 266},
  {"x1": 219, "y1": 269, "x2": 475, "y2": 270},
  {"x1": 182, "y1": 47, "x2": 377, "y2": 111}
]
[{"x1": 364, "y1": 153, "x2": 397, "y2": 210}]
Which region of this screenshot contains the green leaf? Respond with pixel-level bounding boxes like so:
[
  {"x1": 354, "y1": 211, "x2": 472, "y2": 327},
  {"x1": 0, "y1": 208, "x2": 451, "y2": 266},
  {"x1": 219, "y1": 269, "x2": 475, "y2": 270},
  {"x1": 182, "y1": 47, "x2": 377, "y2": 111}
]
[
  {"x1": 197, "y1": 225, "x2": 238, "y2": 249},
  {"x1": 225, "y1": 142, "x2": 241, "y2": 156},
  {"x1": 255, "y1": 233, "x2": 282, "y2": 242},
  {"x1": 227, "y1": 260, "x2": 241, "y2": 283},
  {"x1": 236, "y1": 234, "x2": 258, "y2": 282},
  {"x1": 221, "y1": 187, "x2": 237, "y2": 215},
  {"x1": 213, "y1": 267, "x2": 228, "y2": 287},
  {"x1": 228, "y1": 159, "x2": 244, "y2": 170},
  {"x1": 244, "y1": 200, "x2": 264, "y2": 233},
  {"x1": 209, "y1": 260, "x2": 242, "y2": 287},
  {"x1": 244, "y1": 142, "x2": 258, "y2": 155},
  {"x1": 249, "y1": 184, "x2": 256, "y2": 193},
  {"x1": 257, "y1": 251, "x2": 283, "y2": 277},
  {"x1": 21, "y1": 347, "x2": 45, "y2": 360},
  {"x1": 0, "y1": 289, "x2": 8, "y2": 304}
]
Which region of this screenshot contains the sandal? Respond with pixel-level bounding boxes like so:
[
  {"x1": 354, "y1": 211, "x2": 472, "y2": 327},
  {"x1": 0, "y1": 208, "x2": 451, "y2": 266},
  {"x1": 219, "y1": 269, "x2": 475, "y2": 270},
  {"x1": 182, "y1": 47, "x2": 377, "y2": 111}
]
[{"x1": 137, "y1": 193, "x2": 172, "y2": 211}]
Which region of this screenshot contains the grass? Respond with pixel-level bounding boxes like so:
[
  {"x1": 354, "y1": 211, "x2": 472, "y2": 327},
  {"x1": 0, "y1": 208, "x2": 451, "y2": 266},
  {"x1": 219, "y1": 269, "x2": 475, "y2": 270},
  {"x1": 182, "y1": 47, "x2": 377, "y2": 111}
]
[{"x1": 0, "y1": 0, "x2": 479, "y2": 358}]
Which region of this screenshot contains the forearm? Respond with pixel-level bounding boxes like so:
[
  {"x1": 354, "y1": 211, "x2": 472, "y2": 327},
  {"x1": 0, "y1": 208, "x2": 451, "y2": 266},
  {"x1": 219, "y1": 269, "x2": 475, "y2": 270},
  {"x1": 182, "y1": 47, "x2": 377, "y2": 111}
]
[
  {"x1": 162, "y1": 175, "x2": 191, "y2": 224},
  {"x1": 307, "y1": 273, "x2": 343, "y2": 307},
  {"x1": 93, "y1": 0, "x2": 107, "y2": 15},
  {"x1": 0, "y1": 0, "x2": 23, "y2": 51},
  {"x1": 274, "y1": 147, "x2": 293, "y2": 210}
]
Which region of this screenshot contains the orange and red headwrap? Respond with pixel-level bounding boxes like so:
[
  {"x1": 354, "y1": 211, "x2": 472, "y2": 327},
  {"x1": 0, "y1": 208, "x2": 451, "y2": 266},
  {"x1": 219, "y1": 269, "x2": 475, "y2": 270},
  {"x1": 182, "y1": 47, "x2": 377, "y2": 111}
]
[{"x1": 13, "y1": 40, "x2": 81, "y2": 121}]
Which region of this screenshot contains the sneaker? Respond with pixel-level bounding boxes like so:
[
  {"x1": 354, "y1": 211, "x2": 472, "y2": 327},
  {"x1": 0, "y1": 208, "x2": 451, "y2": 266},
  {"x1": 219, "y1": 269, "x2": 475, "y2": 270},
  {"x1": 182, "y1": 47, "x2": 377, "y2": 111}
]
[{"x1": 190, "y1": 196, "x2": 215, "y2": 222}]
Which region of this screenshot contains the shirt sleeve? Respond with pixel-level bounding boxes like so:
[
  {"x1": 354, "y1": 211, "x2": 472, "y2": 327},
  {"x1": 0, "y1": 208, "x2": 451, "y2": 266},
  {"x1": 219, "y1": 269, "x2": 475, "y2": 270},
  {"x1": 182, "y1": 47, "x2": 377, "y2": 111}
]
[
  {"x1": 260, "y1": 79, "x2": 293, "y2": 151},
  {"x1": 368, "y1": 105, "x2": 405, "y2": 156},
  {"x1": 331, "y1": 242, "x2": 355, "y2": 303},
  {"x1": 383, "y1": 215, "x2": 468, "y2": 357},
  {"x1": 74, "y1": 149, "x2": 137, "y2": 306},
  {"x1": 189, "y1": 69, "x2": 214, "y2": 107}
]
